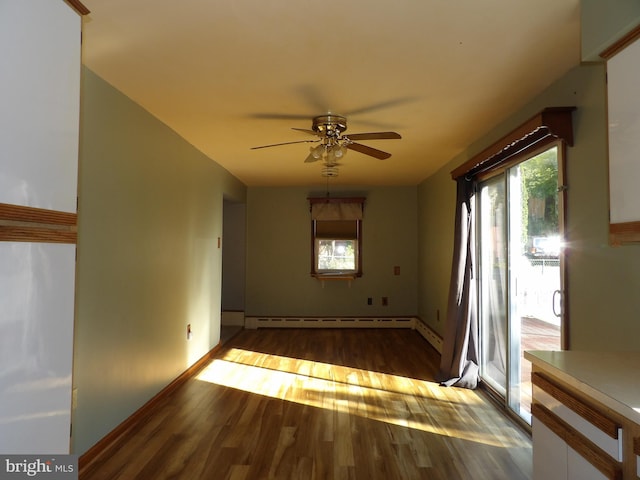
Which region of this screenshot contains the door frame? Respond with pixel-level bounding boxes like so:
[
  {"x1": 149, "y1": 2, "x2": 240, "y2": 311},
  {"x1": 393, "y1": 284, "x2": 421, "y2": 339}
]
[{"x1": 476, "y1": 139, "x2": 569, "y2": 422}]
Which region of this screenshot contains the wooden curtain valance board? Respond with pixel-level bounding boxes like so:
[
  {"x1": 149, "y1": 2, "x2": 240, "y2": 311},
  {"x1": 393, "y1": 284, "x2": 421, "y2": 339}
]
[
  {"x1": 64, "y1": 0, "x2": 90, "y2": 15},
  {"x1": 600, "y1": 22, "x2": 640, "y2": 60},
  {"x1": 450, "y1": 107, "x2": 576, "y2": 180}
]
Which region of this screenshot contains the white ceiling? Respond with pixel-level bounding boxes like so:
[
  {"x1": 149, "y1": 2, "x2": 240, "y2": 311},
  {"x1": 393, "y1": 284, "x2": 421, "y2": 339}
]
[{"x1": 80, "y1": 0, "x2": 581, "y2": 187}]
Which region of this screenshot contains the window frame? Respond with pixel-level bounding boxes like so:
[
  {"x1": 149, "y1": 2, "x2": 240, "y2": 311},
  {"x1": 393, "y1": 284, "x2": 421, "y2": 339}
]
[{"x1": 308, "y1": 197, "x2": 364, "y2": 279}]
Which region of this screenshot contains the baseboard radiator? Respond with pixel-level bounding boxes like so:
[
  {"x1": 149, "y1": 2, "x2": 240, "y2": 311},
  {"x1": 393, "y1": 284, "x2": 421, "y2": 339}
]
[
  {"x1": 244, "y1": 316, "x2": 443, "y2": 354},
  {"x1": 413, "y1": 318, "x2": 444, "y2": 354}
]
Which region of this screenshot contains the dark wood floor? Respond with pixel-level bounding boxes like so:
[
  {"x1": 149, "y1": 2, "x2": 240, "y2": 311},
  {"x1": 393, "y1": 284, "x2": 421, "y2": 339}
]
[{"x1": 80, "y1": 328, "x2": 531, "y2": 480}]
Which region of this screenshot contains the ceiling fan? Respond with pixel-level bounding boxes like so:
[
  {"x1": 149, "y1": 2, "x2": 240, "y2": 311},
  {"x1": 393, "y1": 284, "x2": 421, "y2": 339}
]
[{"x1": 251, "y1": 114, "x2": 401, "y2": 176}]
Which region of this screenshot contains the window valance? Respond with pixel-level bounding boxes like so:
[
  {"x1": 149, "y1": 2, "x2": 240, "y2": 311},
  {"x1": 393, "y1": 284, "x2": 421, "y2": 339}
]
[{"x1": 308, "y1": 197, "x2": 365, "y2": 221}]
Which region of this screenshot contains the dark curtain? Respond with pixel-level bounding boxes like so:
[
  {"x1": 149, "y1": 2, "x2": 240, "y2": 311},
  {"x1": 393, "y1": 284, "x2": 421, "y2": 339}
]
[{"x1": 437, "y1": 177, "x2": 479, "y2": 389}]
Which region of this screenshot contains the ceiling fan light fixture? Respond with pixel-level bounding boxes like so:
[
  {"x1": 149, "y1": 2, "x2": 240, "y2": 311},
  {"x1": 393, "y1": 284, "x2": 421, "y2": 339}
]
[
  {"x1": 251, "y1": 113, "x2": 400, "y2": 177},
  {"x1": 310, "y1": 144, "x2": 324, "y2": 159},
  {"x1": 333, "y1": 144, "x2": 346, "y2": 159}
]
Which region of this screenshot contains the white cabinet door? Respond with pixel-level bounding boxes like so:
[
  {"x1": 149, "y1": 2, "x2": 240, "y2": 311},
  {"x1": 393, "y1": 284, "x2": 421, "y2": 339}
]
[
  {"x1": 0, "y1": 243, "x2": 77, "y2": 454},
  {"x1": 608, "y1": 34, "x2": 640, "y2": 225},
  {"x1": 533, "y1": 419, "x2": 568, "y2": 480},
  {"x1": 0, "y1": 0, "x2": 80, "y2": 213}
]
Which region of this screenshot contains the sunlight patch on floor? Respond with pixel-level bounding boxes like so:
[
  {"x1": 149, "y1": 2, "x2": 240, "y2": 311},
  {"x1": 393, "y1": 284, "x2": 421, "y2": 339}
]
[{"x1": 196, "y1": 349, "x2": 528, "y2": 449}]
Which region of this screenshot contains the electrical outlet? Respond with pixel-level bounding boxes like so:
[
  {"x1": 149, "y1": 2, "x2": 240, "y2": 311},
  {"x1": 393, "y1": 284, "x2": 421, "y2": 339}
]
[
  {"x1": 367, "y1": 297, "x2": 373, "y2": 305},
  {"x1": 187, "y1": 324, "x2": 192, "y2": 340},
  {"x1": 382, "y1": 297, "x2": 388, "y2": 306}
]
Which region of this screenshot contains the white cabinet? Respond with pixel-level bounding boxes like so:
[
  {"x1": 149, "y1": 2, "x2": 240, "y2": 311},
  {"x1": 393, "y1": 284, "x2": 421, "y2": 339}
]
[
  {"x1": 604, "y1": 29, "x2": 640, "y2": 244},
  {"x1": 526, "y1": 351, "x2": 640, "y2": 480},
  {"x1": 0, "y1": 0, "x2": 81, "y2": 213},
  {"x1": 0, "y1": 0, "x2": 86, "y2": 454},
  {"x1": 533, "y1": 418, "x2": 611, "y2": 480},
  {"x1": 568, "y1": 447, "x2": 609, "y2": 480},
  {"x1": 533, "y1": 419, "x2": 568, "y2": 480}
]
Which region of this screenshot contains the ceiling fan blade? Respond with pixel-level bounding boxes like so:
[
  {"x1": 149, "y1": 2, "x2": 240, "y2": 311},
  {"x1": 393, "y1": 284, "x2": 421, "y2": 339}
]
[
  {"x1": 343, "y1": 96, "x2": 417, "y2": 116},
  {"x1": 346, "y1": 142, "x2": 392, "y2": 160},
  {"x1": 291, "y1": 127, "x2": 319, "y2": 136},
  {"x1": 345, "y1": 132, "x2": 401, "y2": 141},
  {"x1": 250, "y1": 139, "x2": 318, "y2": 150},
  {"x1": 248, "y1": 113, "x2": 313, "y2": 120}
]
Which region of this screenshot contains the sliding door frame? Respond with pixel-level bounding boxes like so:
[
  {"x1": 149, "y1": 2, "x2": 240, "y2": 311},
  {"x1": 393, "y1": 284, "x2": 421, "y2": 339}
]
[{"x1": 476, "y1": 139, "x2": 569, "y2": 423}]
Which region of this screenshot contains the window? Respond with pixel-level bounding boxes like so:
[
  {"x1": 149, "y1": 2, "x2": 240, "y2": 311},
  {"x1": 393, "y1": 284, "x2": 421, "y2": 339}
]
[
  {"x1": 309, "y1": 197, "x2": 364, "y2": 278},
  {"x1": 317, "y1": 239, "x2": 356, "y2": 271}
]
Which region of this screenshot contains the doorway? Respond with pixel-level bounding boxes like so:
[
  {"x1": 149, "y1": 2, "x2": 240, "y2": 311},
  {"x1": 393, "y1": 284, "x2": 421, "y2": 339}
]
[
  {"x1": 478, "y1": 144, "x2": 565, "y2": 423},
  {"x1": 221, "y1": 199, "x2": 246, "y2": 342}
]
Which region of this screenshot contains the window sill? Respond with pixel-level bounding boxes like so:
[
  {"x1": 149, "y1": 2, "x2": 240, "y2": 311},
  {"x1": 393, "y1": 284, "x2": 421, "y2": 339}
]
[{"x1": 312, "y1": 273, "x2": 357, "y2": 287}]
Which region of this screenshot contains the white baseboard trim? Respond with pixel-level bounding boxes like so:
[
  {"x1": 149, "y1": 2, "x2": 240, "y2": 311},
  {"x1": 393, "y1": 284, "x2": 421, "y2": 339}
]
[{"x1": 244, "y1": 315, "x2": 444, "y2": 354}]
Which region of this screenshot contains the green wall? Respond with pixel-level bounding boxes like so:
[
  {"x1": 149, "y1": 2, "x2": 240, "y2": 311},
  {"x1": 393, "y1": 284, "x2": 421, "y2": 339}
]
[
  {"x1": 417, "y1": 163, "x2": 456, "y2": 335},
  {"x1": 72, "y1": 68, "x2": 246, "y2": 454},
  {"x1": 417, "y1": 62, "x2": 640, "y2": 351},
  {"x1": 246, "y1": 186, "x2": 418, "y2": 317}
]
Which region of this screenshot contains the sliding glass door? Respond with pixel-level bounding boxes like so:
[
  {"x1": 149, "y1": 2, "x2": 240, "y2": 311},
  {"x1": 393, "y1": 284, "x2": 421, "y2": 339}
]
[{"x1": 478, "y1": 145, "x2": 564, "y2": 423}]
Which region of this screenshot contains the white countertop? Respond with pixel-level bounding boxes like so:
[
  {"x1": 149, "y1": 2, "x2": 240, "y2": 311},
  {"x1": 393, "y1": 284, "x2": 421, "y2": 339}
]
[{"x1": 525, "y1": 350, "x2": 640, "y2": 425}]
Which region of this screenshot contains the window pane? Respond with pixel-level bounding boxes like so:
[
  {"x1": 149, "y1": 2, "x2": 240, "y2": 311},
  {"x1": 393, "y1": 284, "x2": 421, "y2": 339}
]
[
  {"x1": 317, "y1": 239, "x2": 356, "y2": 271},
  {"x1": 479, "y1": 176, "x2": 507, "y2": 397},
  {"x1": 478, "y1": 146, "x2": 563, "y2": 425}
]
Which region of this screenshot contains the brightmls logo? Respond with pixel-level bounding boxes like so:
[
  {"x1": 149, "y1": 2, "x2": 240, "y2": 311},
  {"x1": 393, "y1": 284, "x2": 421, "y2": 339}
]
[{"x1": 0, "y1": 456, "x2": 77, "y2": 480}]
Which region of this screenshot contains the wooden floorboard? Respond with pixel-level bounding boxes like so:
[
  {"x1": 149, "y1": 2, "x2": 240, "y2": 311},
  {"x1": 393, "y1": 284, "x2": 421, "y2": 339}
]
[{"x1": 80, "y1": 328, "x2": 531, "y2": 480}]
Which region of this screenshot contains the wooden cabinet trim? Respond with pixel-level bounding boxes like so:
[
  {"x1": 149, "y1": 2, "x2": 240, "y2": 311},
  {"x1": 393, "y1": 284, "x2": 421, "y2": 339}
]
[
  {"x1": 532, "y1": 372, "x2": 621, "y2": 439},
  {"x1": 64, "y1": 0, "x2": 90, "y2": 15},
  {"x1": 610, "y1": 221, "x2": 640, "y2": 246},
  {"x1": 533, "y1": 403, "x2": 623, "y2": 480},
  {"x1": 0, "y1": 226, "x2": 76, "y2": 244},
  {"x1": 600, "y1": 23, "x2": 640, "y2": 60},
  {"x1": 0, "y1": 203, "x2": 76, "y2": 225},
  {"x1": 0, "y1": 203, "x2": 77, "y2": 244}
]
